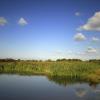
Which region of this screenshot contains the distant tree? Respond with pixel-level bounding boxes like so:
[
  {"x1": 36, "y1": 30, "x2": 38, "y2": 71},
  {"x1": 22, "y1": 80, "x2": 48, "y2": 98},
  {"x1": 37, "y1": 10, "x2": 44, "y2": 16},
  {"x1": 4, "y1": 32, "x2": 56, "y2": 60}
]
[
  {"x1": 56, "y1": 58, "x2": 82, "y2": 62},
  {"x1": 0, "y1": 58, "x2": 16, "y2": 62},
  {"x1": 89, "y1": 59, "x2": 100, "y2": 63},
  {"x1": 17, "y1": 59, "x2": 21, "y2": 62},
  {"x1": 46, "y1": 59, "x2": 52, "y2": 62}
]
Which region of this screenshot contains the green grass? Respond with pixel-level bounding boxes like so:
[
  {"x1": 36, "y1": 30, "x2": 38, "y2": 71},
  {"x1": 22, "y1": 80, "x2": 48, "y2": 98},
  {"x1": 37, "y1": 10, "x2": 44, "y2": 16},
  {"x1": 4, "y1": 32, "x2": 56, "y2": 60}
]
[{"x1": 0, "y1": 61, "x2": 100, "y2": 83}]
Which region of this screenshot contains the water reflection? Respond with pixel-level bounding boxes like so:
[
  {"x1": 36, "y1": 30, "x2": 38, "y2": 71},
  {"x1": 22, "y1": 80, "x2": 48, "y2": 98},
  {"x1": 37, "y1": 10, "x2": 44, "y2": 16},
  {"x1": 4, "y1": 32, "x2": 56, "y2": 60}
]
[
  {"x1": 47, "y1": 75, "x2": 99, "y2": 87},
  {"x1": 0, "y1": 74, "x2": 100, "y2": 100},
  {"x1": 47, "y1": 75, "x2": 100, "y2": 99},
  {"x1": 75, "y1": 87, "x2": 87, "y2": 97}
]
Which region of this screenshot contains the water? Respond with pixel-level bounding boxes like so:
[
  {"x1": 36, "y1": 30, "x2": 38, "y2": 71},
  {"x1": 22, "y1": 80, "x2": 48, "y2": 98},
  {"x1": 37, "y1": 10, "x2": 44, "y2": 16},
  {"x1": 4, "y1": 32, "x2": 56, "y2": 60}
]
[{"x1": 0, "y1": 74, "x2": 100, "y2": 100}]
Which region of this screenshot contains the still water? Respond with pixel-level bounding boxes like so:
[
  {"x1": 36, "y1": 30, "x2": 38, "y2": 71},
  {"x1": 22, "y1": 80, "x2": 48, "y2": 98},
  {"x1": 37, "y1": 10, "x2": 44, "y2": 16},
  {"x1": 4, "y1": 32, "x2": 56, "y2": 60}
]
[{"x1": 0, "y1": 74, "x2": 100, "y2": 100}]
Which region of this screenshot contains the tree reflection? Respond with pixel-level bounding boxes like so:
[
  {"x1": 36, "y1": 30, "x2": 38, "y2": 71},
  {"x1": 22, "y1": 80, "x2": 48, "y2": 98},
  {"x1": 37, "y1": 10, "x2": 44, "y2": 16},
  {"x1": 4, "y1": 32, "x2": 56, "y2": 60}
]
[{"x1": 47, "y1": 75, "x2": 99, "y2": 87}]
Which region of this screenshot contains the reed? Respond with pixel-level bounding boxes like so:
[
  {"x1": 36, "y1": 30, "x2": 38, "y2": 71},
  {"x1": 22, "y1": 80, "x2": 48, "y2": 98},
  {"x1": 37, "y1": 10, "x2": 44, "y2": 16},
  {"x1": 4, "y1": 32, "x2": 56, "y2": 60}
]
[{"x1": 0, "y1": 61, "x2": 100, "y2": 82}]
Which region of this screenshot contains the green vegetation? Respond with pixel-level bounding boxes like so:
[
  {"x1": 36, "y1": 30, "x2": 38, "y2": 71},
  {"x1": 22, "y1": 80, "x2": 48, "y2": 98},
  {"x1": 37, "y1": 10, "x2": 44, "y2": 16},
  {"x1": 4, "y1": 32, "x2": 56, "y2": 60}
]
[{"x1": 0, "y1": 59, "x2": 100, "y2": 83}]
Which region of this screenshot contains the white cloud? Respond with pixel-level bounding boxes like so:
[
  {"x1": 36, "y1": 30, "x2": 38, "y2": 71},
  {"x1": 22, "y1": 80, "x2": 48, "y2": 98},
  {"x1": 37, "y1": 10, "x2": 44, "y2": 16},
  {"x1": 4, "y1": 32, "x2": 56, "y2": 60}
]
[
  {"x1": 92, "y1": 37, "x2": 99, "y2": 42},
  {"x1": 74, "y1": 33, "x2": 86, "y2": 41},
  {"x1": 0, "y1": 17, "x2": 7, "y2": 26},
  {"x1": 79, "y1": 12, "x2": 100, "y2": 31},
  {"x1": 86, "y1": 47, "x2": 97, "y2": 53},
  {"x1": 18, "y1": 17, "x2": 28, "y2": 26},
  {"x1": 75, "y1": 12, "x2": 80, "y2": 16}
]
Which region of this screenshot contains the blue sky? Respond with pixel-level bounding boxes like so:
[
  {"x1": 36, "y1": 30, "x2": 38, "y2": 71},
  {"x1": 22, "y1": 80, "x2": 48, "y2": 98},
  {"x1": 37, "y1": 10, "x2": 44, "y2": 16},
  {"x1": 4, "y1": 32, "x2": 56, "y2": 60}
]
[{"x1": 0, "y1": 0, "x2": 100, "y2": 60}]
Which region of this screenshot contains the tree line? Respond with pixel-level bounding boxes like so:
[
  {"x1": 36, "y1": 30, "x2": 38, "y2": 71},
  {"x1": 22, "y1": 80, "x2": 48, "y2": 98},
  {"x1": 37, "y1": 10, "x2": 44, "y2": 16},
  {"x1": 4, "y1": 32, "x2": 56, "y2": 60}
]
[{"x1": 0, "y1": 58, "x2": 100, "y2": 62}]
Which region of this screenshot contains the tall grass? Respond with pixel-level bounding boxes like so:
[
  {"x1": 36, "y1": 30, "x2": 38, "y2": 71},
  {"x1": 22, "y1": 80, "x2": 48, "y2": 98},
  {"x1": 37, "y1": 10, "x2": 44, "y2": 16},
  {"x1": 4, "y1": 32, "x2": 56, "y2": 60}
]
[
  {"x1": 0, "y1": 61, "x2": 100, "y2": 83},
  {"x1": 0, "y1": 61, "x2": 99, "y2": 73}
]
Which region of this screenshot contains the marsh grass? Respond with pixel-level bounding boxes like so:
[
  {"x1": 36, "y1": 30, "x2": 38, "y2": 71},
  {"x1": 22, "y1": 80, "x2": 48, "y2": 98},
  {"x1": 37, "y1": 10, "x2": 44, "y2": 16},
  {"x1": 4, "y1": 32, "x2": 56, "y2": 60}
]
[{"x1": 0, "y1": 61, "x2": 100, "y2": 83}]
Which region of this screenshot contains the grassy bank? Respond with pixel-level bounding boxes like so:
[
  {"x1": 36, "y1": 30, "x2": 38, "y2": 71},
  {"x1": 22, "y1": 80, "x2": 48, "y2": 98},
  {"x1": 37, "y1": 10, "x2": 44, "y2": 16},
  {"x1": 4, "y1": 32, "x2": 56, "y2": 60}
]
[{"x1": 0, "y1": 60, "x2": 100, "y2": 83}]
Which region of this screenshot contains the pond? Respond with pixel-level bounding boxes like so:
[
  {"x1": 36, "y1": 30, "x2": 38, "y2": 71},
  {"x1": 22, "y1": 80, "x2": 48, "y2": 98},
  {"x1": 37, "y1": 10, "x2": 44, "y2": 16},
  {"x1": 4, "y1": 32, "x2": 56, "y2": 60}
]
[{"x1": 0, "y1": 74, "x2": 100, "y2": 100}]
